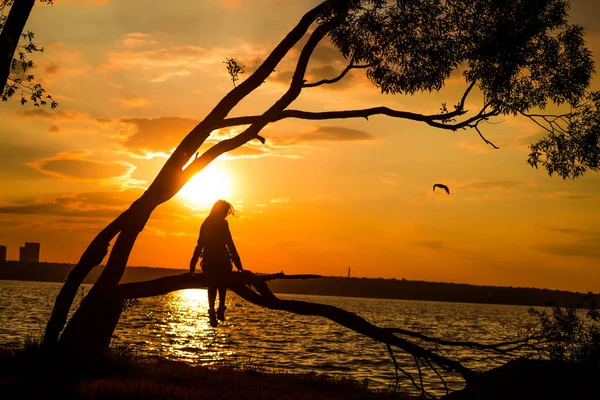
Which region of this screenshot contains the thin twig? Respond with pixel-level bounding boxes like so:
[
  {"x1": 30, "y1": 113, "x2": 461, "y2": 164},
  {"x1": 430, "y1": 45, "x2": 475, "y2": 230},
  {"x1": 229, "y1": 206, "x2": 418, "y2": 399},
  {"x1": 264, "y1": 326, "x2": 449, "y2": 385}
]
[
  {"x1": 414, "y1": 356, "x2": 426, "y2": 397},
  {"x1": 475, "y1": 126, "x2": 499, "y2": 149},
  {"x1": 386, "y1": 343, "x2": 400, "y2": 388},
  {"x1": 428, "y1": 360, "x2": 450, "y2": 396}
]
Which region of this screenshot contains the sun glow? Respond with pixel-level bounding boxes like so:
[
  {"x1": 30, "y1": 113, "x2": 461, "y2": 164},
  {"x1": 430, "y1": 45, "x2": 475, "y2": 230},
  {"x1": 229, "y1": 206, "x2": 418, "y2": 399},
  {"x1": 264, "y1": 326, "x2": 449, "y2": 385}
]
[{"x1": 178, "y1": 164, "x2": 234, "y2": 208}]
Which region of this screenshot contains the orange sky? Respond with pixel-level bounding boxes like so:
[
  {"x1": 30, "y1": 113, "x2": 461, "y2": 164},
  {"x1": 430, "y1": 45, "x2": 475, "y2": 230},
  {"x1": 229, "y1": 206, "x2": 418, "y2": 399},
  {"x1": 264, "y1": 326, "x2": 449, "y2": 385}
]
[{"x1": 1, "y1": 0, "x2": 600, "y2": 292}]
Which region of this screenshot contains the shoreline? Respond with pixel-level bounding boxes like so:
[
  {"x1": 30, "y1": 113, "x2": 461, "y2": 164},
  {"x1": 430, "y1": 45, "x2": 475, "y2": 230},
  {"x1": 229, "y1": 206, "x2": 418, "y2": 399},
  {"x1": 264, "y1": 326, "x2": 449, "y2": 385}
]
[
  {"x1": 0, "y1": 262, "x2": 593, "y2": 307},
  {"x1": 0, "y1": 342, "x2": 417, "y2": 400}
]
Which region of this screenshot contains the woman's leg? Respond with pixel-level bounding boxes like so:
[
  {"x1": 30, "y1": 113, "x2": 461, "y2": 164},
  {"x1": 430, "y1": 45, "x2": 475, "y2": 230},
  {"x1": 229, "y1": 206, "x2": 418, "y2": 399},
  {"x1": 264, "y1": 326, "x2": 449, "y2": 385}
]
[
  {"x1": 208, "y1": 286, "x2": 217, "y2": 310},
  {"x1": 217, "y1": 287, "x2": 227, "y2": 321},
  {"x1": 207, "y1": 286, "x2": 218, "y2": 327}
]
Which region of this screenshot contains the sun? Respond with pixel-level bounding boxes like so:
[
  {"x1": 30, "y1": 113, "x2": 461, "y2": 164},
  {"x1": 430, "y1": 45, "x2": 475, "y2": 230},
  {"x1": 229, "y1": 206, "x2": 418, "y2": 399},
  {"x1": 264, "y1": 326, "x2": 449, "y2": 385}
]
[{"x1": 178, "y1": 163, "x2": 234, "y2": 208}]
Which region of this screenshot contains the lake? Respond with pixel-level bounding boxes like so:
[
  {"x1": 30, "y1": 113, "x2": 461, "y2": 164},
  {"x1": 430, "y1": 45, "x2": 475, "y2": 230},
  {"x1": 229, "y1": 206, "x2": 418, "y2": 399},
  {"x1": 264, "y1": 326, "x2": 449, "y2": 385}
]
[{"x1": 0, "y1": 280, "x2": 537, "y2": 394}]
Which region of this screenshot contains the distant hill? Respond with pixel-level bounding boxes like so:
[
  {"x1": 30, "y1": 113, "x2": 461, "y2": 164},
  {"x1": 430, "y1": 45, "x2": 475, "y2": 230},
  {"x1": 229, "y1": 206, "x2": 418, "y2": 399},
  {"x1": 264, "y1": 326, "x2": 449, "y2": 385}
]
[
  {"x1": 267, "y1": 276, "x2": 591, "y2": 307},
  {"x1": 0, "y1": 261, "x2": 177, "y2": 284},
  {"x1": 0, "y1": 261, "x2": 593, "y2": 307}
]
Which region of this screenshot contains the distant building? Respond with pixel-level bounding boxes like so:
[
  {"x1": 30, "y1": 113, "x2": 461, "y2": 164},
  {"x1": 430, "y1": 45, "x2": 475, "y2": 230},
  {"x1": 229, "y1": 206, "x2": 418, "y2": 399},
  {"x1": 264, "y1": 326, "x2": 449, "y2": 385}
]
[
  {"x1": 19, "y1": 242, "x2": 40, "y2": 263},
  {"x1": 0, "y1": 245, "x2": 6, "y2": 263}
]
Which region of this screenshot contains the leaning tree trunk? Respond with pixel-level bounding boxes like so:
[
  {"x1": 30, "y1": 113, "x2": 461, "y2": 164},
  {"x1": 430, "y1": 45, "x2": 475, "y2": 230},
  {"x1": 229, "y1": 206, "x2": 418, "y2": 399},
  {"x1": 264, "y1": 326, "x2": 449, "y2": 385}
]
[
  {"x1": 49, "y1": 1, "x2": 333, "y2": 352},
  {"x1": 57, "y1": 287, "x2": 124, "y2": 355},
  {"x1": 0, "y1": 0, "x2": 36, "y2": 90},
  {"x1": 57, "y1": 203, "x2": 154, "y2": 355},
  {"x1": 43, "y1": 210, "x2": 128, "y2": 346}
]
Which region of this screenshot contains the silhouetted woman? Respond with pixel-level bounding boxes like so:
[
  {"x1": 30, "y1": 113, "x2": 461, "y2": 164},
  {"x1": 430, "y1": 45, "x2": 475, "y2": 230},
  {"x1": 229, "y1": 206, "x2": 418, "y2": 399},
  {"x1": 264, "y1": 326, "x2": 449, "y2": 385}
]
[{"x1": 189, "y1": 199, "x2": 243, "y2": 327}]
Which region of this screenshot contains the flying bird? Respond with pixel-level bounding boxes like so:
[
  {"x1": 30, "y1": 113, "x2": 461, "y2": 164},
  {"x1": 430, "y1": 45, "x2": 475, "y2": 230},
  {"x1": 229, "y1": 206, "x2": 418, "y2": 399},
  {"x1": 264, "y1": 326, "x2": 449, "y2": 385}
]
[{"x1": 433, "y1": 183, "x2": 450, "y2": 195}]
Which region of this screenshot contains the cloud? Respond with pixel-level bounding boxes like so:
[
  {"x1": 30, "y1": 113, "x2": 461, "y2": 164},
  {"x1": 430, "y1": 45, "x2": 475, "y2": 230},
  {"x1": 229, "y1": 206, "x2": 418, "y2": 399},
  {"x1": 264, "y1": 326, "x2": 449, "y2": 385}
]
[
  {"x1": 0, "y1": 189, "x2": 142, "y2": 218},
  {"x1": 0, "y1": 140, "x2": 60, "y2": 179},
  {"x1": 412, "y1": 180, "x2": 533, "y2": 203},
  {"x1": 103, "y1": 46, "x2": 209, "y2": 68},
  {"x1": 274, "y1": 125, "x2": 375, "y2": 145},
  {"x1": 221, "y1": 144, "x2": 272, "y2": 160},
  {"x1": 35, "y1": 43, "x2": 90, "y2": 83},
  {"x1": 412, "y1": 240, "x2": 446, "y2": 250},
  {"x1": 113, "y1": 96, "x2": 150, "y2": 108},
  {"x1": 119, "y1": 117, "x2": 200, "y2": 154},
  {"x1": 47, "y1": 125, "x2": 60, "y2": 134},
  {"x1": 456, "y1": 180, "x2": 530, "y2": 192},
  {"x1": 150, "y1": 70, "x2": 191, "y2": 83},
  {"x1": 270, "y1": 197, "x2": 290, "y2": 203},
  {"x1": 536, "y1": 227, "x2": 600, "y2": 259},
  {"x1": 99, "y1": 44, "x2": 212, "y2": 82},
  {"x1": 381, "y1": 172, "x2": 400, "y2": 186},
  {"x1": 117, "y1": 116, "x2": 298, "y2": 160},
  {"x1": 20, "y1": 109, "x2": 90, "y2": 121},
  {"x1": 536, "y1": 242, "x2": 600, "y2": 259},
  {"x1": 543, "y1": 227, "x2": 600, "y2": 237},
  {"x1": 28, "y1": 151, "x2": 137, "y2": 182},
  {"x1": 541, "y1": 191, "x2": 600, "y2": 201},
  {"x1": 0, "y1": 201, "x2": 116, "y2": 218},
  {"x1": 122, "y1": 33, "x2": 160, "y2": 48},
  {"x1": 546, "y1": 227, "x2": 585, "y2": 235},
  {"x1": 19, "y1": 108, "x2": 121, "y2": 137},
  {"x1": 118, "y1": 118, "x2": 372, "y2": 161},
  {"x1": 0, "y1": 189, "x2": 193, "y2": 226}
]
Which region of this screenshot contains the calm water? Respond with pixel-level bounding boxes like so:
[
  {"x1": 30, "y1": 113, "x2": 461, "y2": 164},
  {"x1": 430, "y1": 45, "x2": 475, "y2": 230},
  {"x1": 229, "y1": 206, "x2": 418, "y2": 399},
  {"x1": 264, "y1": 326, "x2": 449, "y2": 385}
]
[{"x1": 0, "y1": 280, "x2": 536, "y2": 394}]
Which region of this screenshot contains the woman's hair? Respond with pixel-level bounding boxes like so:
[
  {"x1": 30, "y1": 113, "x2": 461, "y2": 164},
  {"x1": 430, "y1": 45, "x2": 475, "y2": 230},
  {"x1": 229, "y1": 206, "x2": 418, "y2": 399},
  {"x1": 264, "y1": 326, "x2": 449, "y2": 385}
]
[{"x1": 209, "y1": 199, "x2": 234, "y2": 217}]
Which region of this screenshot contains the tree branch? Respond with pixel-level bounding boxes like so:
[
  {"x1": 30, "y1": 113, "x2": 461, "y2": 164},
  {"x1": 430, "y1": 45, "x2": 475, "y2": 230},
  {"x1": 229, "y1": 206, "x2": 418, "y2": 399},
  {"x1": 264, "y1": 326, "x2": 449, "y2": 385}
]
[
  {"x1": 215, "y1": 106, "x2": 470, "y2": 130},
  {"x1": 303, "y1": 56, "x2": 370, "y2": 88},
  {"x1": 213, "y1": 81, "x2": 480, "y2": 130},
  {"x1": 181, "y1": 20, "x2": 336, "y2": 183},
  {"x1": 457, "y1": 80, "x2": 476, "y2": 112},
  {"x1": 117, "y1": 270, "x2": 477, "y2": 385},
  {"x1": 475, "y1": 126, "x2": 499, "y2": 149}
]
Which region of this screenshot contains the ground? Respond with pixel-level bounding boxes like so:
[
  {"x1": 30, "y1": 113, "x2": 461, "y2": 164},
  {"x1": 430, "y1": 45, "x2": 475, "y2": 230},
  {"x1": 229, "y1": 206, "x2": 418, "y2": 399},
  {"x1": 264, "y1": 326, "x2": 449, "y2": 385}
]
[{"x1": 0, "y1": 342, "x2": 415, "y2": 400}]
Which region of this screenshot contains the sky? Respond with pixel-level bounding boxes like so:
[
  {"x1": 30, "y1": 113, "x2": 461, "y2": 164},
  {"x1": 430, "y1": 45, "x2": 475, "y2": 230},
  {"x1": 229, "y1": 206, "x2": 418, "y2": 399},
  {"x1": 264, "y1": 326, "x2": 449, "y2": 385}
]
[{"x1": 1, "y1": 0, "x2": 600, "y2": 292}]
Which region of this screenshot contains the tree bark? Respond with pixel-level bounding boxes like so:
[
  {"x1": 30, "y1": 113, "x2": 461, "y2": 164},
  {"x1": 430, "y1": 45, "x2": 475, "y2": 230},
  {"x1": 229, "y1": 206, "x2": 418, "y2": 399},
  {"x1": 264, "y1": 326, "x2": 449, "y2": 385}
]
[
  {"x1": 43, "y1": 202, "x2": 137, "y2": 345},
  {"x1": 0, "y1": 0, "x2": 36, "y2": 90},
  {"x1": 57, "y1": 289, "x2": 124, "y2": 356},
  {"x1": 56, "y1": 205, "x2": 153, "y2": 354}
]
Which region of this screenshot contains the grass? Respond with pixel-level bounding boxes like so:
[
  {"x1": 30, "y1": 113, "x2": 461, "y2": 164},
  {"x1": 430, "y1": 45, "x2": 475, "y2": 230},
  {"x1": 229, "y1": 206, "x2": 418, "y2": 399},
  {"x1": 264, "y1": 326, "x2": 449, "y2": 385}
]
[{"x1": 0, "y1": 337, "x2": 418, "y2": 400}]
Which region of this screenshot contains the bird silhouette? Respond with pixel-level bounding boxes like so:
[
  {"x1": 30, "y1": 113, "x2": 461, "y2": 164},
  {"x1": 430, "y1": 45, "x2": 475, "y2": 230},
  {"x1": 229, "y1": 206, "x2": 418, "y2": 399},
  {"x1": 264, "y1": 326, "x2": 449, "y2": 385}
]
[{"x1": 433, "y1": 183, "x2": 450, "y2": 194}]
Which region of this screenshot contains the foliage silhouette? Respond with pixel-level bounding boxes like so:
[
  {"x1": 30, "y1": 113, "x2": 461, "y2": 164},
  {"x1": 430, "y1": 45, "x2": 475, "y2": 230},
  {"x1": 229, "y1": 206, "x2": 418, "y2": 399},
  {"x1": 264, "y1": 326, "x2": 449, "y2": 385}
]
[
  {"x1": 0, "y1": 0, "x2": 57, "y2": 107},
  {"x1": 224, "y1": 58, "x2": 245, "y2": 88},
  {"x1": 528, "y1": 293, "x2": 600, "y2": 366},
  {"x1": 39, "y1": 0, "x2": 600, "y2": 395}
]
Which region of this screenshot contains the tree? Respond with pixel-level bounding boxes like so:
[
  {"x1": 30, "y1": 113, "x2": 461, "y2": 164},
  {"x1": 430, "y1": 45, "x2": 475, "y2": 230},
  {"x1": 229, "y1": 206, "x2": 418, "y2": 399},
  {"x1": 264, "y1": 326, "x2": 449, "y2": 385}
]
[
  {"x1": 41, "y1": 0, "x2": 599, "y2": 395},
  {"x1": 0, "y1": 0, "x2": 57, "y2": 107}
]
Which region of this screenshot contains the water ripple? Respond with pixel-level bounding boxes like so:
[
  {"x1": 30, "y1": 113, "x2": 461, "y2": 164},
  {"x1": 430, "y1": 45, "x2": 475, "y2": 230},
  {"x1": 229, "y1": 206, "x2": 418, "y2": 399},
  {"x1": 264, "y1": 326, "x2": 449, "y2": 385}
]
[{"x1": 0, "y1": 280, "x2": 536, "y2": 395}]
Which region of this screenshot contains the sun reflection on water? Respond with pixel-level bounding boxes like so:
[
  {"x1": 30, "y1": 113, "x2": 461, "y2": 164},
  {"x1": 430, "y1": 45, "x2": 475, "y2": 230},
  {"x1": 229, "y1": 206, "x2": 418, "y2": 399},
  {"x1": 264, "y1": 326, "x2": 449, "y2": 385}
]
[
  {"x1": 176, "y1": 288, "x2": 210, "y2": 307},
  {"x1": 142, "y1": 289, "x2": 236, "y2": 364}
]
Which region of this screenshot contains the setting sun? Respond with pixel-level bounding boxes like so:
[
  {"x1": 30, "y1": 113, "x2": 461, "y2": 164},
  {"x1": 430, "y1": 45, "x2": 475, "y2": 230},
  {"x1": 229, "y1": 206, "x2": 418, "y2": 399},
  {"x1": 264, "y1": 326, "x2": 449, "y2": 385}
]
[{"x1": 178, "y1": 164, "x2": 233, "y2": 208}]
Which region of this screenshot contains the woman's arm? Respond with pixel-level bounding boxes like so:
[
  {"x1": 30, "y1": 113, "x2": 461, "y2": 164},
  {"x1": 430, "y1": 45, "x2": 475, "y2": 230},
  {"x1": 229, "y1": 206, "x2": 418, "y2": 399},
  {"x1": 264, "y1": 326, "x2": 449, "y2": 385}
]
[
  {"x1": 189, "y1": 243, "x2": 203, "y2": 273},
  {"x1": 224, "y1": 221, "x2": 243, "y2": 271}
]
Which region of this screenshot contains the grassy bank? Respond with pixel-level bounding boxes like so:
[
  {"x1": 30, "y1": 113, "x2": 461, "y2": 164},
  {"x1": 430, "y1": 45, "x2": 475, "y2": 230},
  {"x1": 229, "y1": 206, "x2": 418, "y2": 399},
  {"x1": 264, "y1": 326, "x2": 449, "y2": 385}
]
[{"x1": 0, "y1": 340, "x2": 416, "y2": 400}]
